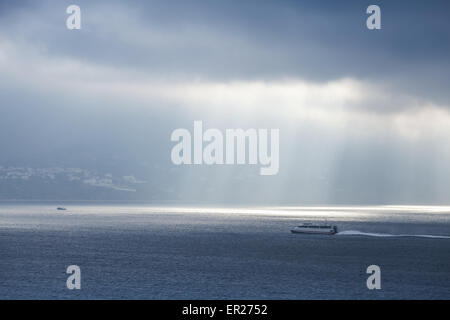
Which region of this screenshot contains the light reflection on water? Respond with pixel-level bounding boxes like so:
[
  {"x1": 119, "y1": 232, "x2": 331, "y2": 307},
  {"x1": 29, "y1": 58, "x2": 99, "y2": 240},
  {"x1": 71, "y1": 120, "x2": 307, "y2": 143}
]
[
  {"x1": 0, "y1": 203, "x2": 449, "y2": 231},
  {"x1": 1, "y1": 203, "x2": 450, "y2": 217}
]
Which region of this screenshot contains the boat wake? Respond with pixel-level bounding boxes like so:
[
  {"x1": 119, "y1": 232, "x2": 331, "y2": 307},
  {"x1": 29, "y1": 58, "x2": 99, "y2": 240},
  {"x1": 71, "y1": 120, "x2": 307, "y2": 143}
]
[{"x1": 336, "y1": 230, "x2": 450, "y2": 239}]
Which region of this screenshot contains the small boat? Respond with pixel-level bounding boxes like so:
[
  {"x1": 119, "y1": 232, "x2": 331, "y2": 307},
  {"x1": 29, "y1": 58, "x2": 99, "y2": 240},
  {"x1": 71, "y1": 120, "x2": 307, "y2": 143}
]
[
  {"x1": 291, "y1": 222, "x2": 338, "y2": 235},
  {"x1": 57, "y1": 207, "x2": 67, "y2": 211}
]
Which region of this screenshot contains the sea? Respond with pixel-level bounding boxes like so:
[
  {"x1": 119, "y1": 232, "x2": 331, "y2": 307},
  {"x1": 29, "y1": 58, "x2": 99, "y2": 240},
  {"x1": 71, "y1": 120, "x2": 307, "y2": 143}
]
[{"x1": 0, "y1": 203, "x2": 449, "y2": 299}]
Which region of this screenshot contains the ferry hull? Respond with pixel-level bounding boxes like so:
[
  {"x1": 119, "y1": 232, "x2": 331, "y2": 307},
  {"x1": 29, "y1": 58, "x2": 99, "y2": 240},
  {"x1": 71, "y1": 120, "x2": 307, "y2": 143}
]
[{"x1": 291, "y1": 229, "x2": 336, "y2": 235}]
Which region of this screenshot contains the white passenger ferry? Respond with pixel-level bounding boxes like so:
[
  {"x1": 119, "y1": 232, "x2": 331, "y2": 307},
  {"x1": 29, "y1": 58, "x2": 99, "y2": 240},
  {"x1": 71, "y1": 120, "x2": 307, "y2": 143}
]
[{"x1": 291, "y1": 223, "x2": 338, "y2": 235}]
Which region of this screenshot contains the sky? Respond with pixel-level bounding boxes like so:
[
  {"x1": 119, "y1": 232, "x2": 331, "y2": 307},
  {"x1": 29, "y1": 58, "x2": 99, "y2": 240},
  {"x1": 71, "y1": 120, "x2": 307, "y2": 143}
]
[{"x1": 0, "y1": 0, "x2": 450, "y2": 204}]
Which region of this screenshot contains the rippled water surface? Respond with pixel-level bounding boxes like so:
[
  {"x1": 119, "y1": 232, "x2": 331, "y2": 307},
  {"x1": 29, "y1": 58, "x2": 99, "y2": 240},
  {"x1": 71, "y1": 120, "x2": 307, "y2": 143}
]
[{"x1": 1, "y1": 203, "x2": 449, "y2": 299}]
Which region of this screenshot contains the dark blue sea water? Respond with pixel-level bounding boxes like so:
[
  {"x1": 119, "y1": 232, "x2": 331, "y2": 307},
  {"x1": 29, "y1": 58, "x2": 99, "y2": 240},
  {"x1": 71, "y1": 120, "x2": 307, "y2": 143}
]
[{"x1": 0, "y1": 203, "x2": 449, "y2": 299}]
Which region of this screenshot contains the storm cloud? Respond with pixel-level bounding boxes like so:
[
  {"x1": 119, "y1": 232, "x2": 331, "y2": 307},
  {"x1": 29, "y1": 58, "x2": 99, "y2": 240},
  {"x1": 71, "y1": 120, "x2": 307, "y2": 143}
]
[{"x1": 0, "y1": 0, "x2": 449, "y2": 204}]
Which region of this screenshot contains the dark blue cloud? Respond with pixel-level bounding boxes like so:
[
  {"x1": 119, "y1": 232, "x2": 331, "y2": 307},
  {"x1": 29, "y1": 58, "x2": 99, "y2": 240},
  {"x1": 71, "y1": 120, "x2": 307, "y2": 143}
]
[
  {"x1": 1, "y1": 1, "x2": 450, "y2": 204},
  {"x1": 2, "y1": 0, "x2": 449, "y2": 85}
]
